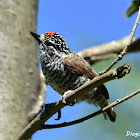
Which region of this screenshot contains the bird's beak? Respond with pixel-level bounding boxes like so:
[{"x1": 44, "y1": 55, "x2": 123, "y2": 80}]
[{"x1": 30, "y1": 31, "x2": 41, "y2": 43}]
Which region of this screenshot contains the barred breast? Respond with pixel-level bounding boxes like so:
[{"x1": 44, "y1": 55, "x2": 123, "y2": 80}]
[{"x1": 41, "y1": 56, "x2": 89, "y2": 95}]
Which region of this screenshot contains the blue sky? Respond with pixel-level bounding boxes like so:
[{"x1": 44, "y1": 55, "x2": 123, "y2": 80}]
[{"x1": 33, "y1": 0, "x2": 140, "y2": 140}]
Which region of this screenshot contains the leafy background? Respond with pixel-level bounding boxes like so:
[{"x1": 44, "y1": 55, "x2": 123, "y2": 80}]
[{"x1": 33, "y1": 0, "x2": 140, "y2": 140}]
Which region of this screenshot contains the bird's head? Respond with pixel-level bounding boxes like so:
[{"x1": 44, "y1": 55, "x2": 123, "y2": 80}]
[{"x1": 30, "y1": 31, "x2": 70, "y2": 55}]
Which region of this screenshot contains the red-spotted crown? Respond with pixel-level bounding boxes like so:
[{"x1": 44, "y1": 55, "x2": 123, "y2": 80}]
[{"x1": 45, "y1": 32, "x2": 56, "y2": 37}]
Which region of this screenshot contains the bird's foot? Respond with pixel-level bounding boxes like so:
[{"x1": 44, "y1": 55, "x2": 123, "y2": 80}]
[
  {"x1": 61, "y1": 90, "x2": 76, "y2": 106},
  {"x1": 55, "y1": 110, "x2": 61, "y2": 120}
]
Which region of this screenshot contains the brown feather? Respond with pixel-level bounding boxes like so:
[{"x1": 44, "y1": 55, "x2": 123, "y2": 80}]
[
  {"x1": 63, "y1": 55, "x2": 97, "y2": 79},
  {"x1": 63, "y1": 54, "x2": 109, "y2": 99}
]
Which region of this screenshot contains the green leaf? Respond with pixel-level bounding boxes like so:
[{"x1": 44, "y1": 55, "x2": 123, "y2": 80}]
[{"x1": 125, "y1": 0, "x2": 140, "y2": 18}]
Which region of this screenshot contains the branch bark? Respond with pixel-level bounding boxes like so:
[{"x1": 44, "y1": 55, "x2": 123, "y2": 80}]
[
  {"x1": 43, "y1": 89, "x2": 140, "y2": 129},
  {"x1": 100, "y1": 6, "x2": 140, "y2": 74},
  {"x1": 78, "y1": 37, "x2": 140, "y2": 65},
  {"x1": 15, "y1": 64, "x2": 131, "y2": 140}
]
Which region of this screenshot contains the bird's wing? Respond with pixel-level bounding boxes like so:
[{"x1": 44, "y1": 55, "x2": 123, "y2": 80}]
[
  {"x1": 63, "y1": 55, "x2": 109, "y2": 99},
  {"x1": 63, "y1": 56, "x2": 97, "y2": 79}
]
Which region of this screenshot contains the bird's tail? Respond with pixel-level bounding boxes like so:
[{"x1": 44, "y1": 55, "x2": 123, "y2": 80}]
[
  {"x1": 97, "y1": 85, "x2": 116, "y2": 122},
  {"x1": 105, "y1": 107, "x2": 116, "y2": 122}
]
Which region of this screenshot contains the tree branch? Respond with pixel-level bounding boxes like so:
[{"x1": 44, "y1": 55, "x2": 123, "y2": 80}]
[
  {"x1": 15, "y1": 64, "x2": 131, "y2": 140},
  {"x1": 78, "y1": 37, "x2": 140, "y2": 65},
  {"x1": 43, "y1": 89, "x2": 140, "y2": 129},
  {"x1": 78, "y1": 6, "x2": 140, "y2": 66},
  {"x1": 100, "y1": 5, "x2": 140, "y2": 74}
]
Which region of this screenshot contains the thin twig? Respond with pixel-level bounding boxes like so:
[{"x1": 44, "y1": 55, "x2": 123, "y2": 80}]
[
  {"x1": 100, "y1": 6, "x2": 140, "y2": 75},
  {"x1": 15, "y1": 64, "x2": 131, "y2": 140},
  {"x1": 78, "y1": 37, "x2": 140, "y2": 65},
  {"x1": 43, "y1": 89, "x2": 140, "y2": 129}
]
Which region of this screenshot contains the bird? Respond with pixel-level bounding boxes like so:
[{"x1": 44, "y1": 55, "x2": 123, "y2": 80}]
[{"x1": 30, "y1": 31, "x2": 116, "y2": 122}]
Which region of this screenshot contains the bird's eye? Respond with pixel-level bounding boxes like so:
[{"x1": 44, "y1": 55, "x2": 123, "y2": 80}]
[{"x1": 44, "y1": 40, "x2": 53, "y2": 46}]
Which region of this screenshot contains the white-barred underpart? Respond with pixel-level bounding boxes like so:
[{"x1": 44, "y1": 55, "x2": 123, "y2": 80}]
[{"x1": 31, "y1": 31, "x2": 116, "y2": 122}]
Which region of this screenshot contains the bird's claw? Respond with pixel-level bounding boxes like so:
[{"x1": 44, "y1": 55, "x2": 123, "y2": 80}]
[
  {"x1": 61, "y1": 90, "x2": 76, "y2": 106},
  {"x1": 55, "y1": 110, "x2": 61, "y2": 120}
]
